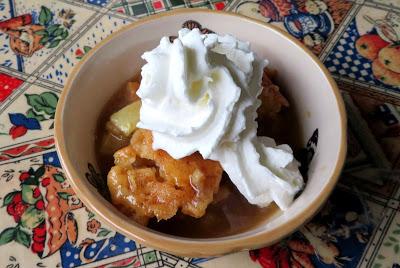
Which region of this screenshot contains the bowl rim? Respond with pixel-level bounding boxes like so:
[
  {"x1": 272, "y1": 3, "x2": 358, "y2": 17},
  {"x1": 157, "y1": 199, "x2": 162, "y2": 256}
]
[{"x1": 55, "y1": 8, "x2": 347, "y2": 257}]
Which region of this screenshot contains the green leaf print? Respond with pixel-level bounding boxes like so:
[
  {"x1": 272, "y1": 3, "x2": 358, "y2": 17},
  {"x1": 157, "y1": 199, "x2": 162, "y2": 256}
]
[
  {"x1": 60, "y1": 30, "x2": 69, "y2": 40},
  {"x1": 53, "y1": 28, "x2": 64, "y2": 37},
  {"x1": 35, "y1": 30, "x2": 47, "y2": 36},
  {"x1": 40, "y1": 35, "x2": 50, "y2": 45},
  {"x1": 97, "y1": 228, "x2": 111, "y2": 237},
  {"x1": 15, "y1": 228, "x2": 31, "y2": 248},
  {"x1": 26, "y1": 108, "x2": 45, "y2": 121},
  {"x1": 88, "y1": 211, "x2": 95, "y2": 219},
  {"x1": 25, "y1": 92, "x2": 58, "y2": 116},
  {"x1": 47, "y1": 24, "x2": 60, "y2": 35},
  {"x1": 48, "y1": 39, "x2": 61, "y2": 49},
  {"x1": 53, "y1": 174, "x2": 65, "y2": 183},
  {"x1": 57, "y1": 192, "x2": 71, "y2": 200},
  {"x1": 2, "y1": 191, "x2": 18, "y2": 207},
  {"x1": 0, "y1": 228, "x2": 15, "y2": 246},
  {"x1": 39, "y1": 6, "x2": 52, "y2": 26},
  {"x1": 83, "y1": 46, "x2": 92, "y2": 53}
]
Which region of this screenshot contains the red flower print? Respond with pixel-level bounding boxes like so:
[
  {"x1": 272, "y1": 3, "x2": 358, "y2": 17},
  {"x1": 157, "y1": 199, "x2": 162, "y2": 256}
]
[
  {"x1": 32, "y1": 234, "x2": 45, "y2": 243},
  {"x1": 75, "y1": 46, "x2": 91, "y2": 60},
  {"x1": 6, "y1": 203, "x2": 15, "y2": 215},
  {"x1": 152, "y1": 1, "x2": 163, "y2": 10},
  {"x1": 75, "y1": 48, "x2": 84, "y2": 57},
  {"x1": 32, "y1": 187, "x2": 41, "y2": 198},
  {"x1": 8, "y1": 113, "x2": 41, "y2": 139},
  {"x1": 9, "y1": 125, "x2": 27, "y2": 139},
  {"x1": 41, "y1": 177, "x2": 51, "y2": 187},
  {"x1": 249, "y1": 240, "x2": 318, "y2": 268},
  {"x1": 35, "y1": 199, "x2": 45, "y2": 210},
  {"x1": 87, "y1": 219, "x2": 101, "y2": 234},
  {"x1": 6, "y1": 193, "x2": 29, "y2": 222},
  {"x1": 214, "y1": 2, "x2": 225, "y2": 10},
  {"x1": 250, "y1": 246, "x2": 279, "y2": 268},
  {"x1": 12, "y1": 192, "x2": 22, "y2": 203},
  {"x1": 31, "y1": 241, "x2": 44, "y2": 254},
  {"x1": 13, "y1": 203, "x2": 28, "y2": 221},
  {"x1": 33, "y1": 222, "x2": 46, "y2": 237},
  {"x1": 32, "y1": 222, "x2": 46, "y2": 255},
  {"x1": 19, "y1": 172, "x2": 30, "y2": 182}
]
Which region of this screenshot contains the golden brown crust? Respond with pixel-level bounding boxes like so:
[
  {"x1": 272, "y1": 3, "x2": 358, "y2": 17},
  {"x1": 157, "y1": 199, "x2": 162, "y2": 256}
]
[{"x1": 107, "y1": 129, "x2": 223, "y2": 225}]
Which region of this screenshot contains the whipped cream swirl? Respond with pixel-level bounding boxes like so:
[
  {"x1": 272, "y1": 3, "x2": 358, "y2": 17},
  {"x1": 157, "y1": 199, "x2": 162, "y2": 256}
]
[{"x1": 136, "y1": 28, "x2": 303, "y2": 210}]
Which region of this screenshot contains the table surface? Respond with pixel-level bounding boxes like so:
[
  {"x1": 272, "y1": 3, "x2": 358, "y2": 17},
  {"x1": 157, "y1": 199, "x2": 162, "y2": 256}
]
[{"x1": 0, "y1": 0, "x2": 399, "y2": 267}]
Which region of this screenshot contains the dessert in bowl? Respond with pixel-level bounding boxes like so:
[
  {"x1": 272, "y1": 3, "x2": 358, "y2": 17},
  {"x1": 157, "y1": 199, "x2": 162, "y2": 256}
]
[{"x1": 55, "y1": 9, "x2": 346, "y2": 256}]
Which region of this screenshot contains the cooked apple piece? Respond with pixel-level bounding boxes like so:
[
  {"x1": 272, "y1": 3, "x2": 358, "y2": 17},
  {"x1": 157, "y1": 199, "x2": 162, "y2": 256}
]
[{"x1": 110, "y1": 100, "x2": 141, "y2": 136}]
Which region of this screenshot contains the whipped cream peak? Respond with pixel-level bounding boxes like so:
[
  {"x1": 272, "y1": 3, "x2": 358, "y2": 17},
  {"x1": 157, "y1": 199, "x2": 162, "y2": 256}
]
[{"x1": 137, "y1": 28, "x2": 304, "y2": 210}]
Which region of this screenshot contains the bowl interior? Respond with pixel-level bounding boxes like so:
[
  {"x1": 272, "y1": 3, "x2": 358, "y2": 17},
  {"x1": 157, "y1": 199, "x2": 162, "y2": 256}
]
[{"x1": 56, "y1": 10, "x2": 345, "y2": 255}]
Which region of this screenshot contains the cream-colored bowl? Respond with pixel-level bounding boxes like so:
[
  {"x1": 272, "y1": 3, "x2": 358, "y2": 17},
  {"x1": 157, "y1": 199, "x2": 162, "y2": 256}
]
[{"x1": 55, "y1": 9, "x2": 346, "y2": 257}]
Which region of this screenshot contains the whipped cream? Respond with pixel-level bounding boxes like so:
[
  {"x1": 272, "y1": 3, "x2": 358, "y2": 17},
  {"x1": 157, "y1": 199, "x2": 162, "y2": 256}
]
[{"x1": 136, "y1": 28, "x2": 304, "y2": 210}]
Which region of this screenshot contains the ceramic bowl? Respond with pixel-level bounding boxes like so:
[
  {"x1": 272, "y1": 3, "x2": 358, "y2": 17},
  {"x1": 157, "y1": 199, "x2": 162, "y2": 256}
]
[{"x1": 55, "y1": 9, "x2": 347, "y2": 257}]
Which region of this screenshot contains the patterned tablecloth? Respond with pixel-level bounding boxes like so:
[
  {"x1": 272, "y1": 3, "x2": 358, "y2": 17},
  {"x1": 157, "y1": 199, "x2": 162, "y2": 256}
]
[{"x1": 0, "y1": 0, "x2": 399, "y2": 267}]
